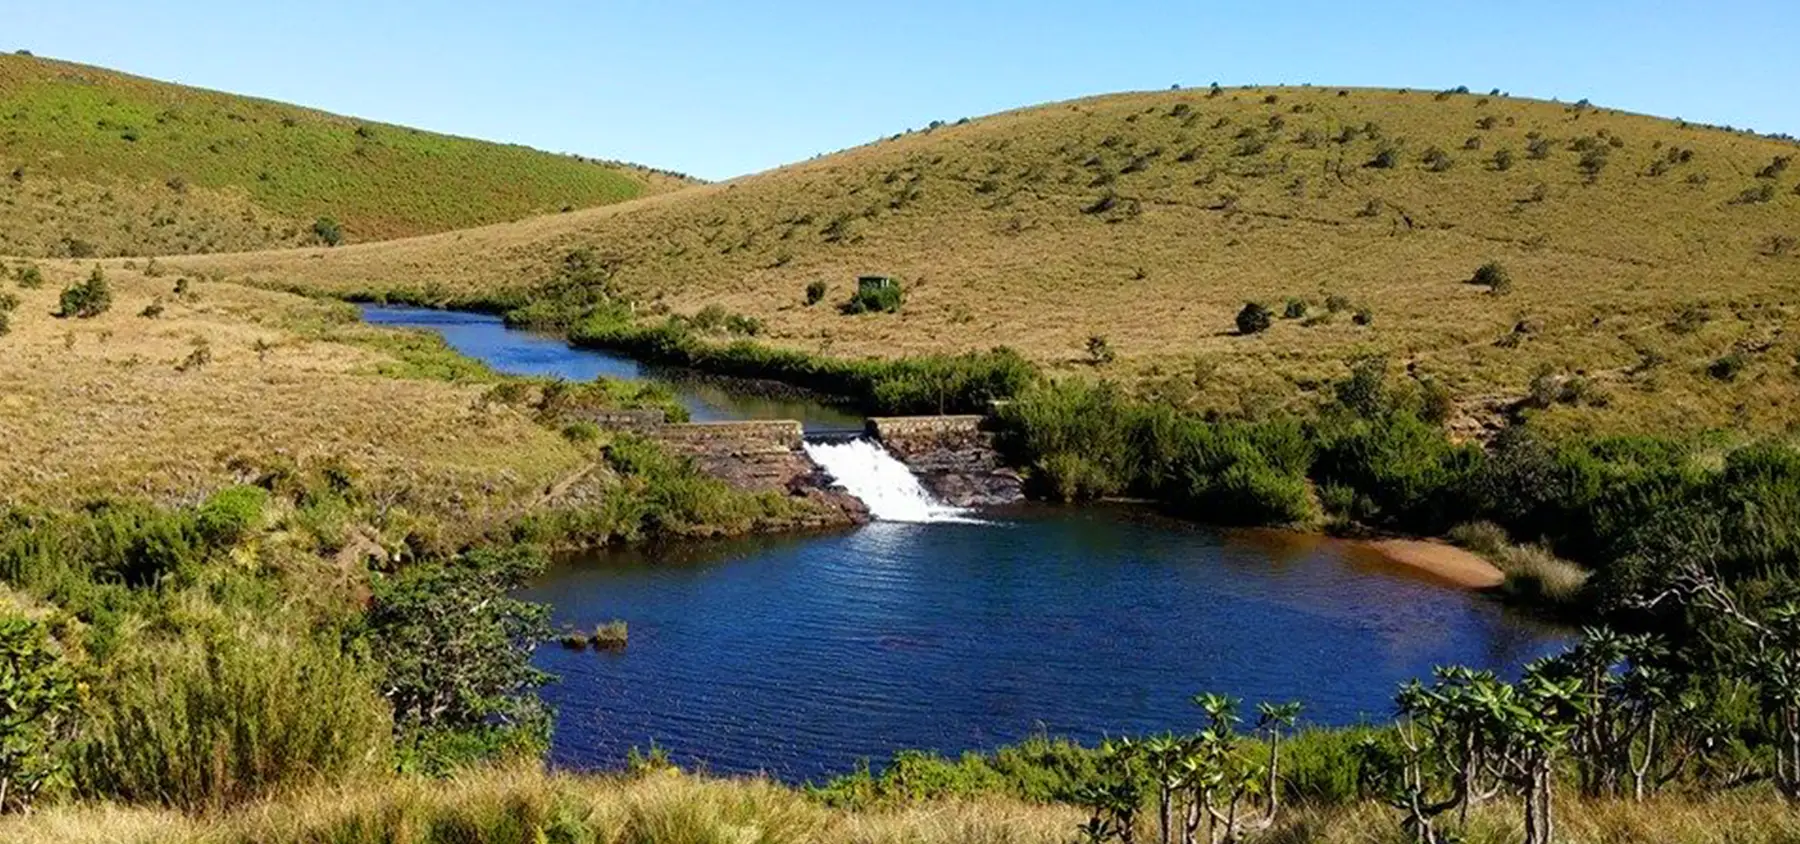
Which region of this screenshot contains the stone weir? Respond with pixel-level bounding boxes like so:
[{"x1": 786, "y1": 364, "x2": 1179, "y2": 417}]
[
  {"x1": 865, "y1": 415, "x2": 1024, "y2": 507},
  {"x1": 656, "y1": 421, "x2": 868, "y2": 523}
]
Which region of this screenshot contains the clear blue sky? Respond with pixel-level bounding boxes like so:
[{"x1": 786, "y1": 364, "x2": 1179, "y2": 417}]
[{"x1": 11, "y1": 1, "x2": 1797, "y2": 181}]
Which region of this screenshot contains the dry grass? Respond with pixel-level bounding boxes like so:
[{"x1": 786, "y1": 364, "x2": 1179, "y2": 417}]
[
  {"x1": 3, "y1": 765, "x2": 1794, "y2": 844},
  {"x1": 179, "y1": 86, "x2": 1800, "y2": 436},
  {"x1": 0, "y1": 260, "x2": 588, "y2": 527},
  {"x1": 0, "y1": 53, "x2": 691, "y2": 256},
  {"x1": 1449, "y1": 521, "x2": 1592, "y2": 603}
]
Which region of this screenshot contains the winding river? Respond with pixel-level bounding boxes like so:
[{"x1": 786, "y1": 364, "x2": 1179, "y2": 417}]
[{"x1": 364, "y1": 306, "x2": 1570, "y2": 783}]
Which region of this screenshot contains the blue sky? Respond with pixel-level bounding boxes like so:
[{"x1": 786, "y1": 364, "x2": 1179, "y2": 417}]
[{"x1": 10, "y1": 1, "x2": 1797, "y2": 181}]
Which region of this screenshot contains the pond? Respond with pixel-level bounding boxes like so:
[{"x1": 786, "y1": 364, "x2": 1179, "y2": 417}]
[{"x1": 366, "y1": 305, "x2": 1570, "y2": 783}]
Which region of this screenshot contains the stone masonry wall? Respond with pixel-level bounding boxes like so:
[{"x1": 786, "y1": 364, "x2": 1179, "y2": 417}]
[{"x1": 867, "y1": 415, "x2": 1023, "y2": 507}]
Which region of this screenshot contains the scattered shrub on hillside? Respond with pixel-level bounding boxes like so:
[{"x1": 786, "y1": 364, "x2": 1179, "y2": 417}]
[
  {"x1": 59, "y1": 237, "x2": 97, "y2": 259},
  {"x1": 312, "y1": 216, "x2": 343, "y2": 246},
  {"x1": 1085, "y1": 335, "x2": 1115, "y2": 365},
  {"x1": 1283, "y1": 298, "x2": 1307, "y2": 319},
  {"x1": 1578, "y1": 148, "x2": 1609, "y2": 180},
  {"x1": 175, "y1": 340, "x2": 212, "y2": 372},
  {"x1": 0, "y1": 291, "x2": 16, "y2": 314},
  {"x1": 1755, "y1": 155, "x2": 1792, "y2": 179},
  {"x1": 0, "y1": 310, "x2": 9, "y2": 337},
  {"x1": 1421, "y1": 146, "x2": 1454, "y2": 172},
  {"x1": 14, "y1": 263, "x2": 44, "y2": 289},
  {"x1": 1236, "y1": 302, "x2": 1273, "y2": 335},
  {"x1": 1492, "y1": 148, "x2": 1515, "y2": 171},
  {"x1": 1734, "y1": 183, "x2": 1777, "y2": 205},
  {"x1": 1367, "y1": 145, "x2": 1402, "y2": 169},
  {"x1": 562, "y1": 421, "x2": 602, "y2": 443},
  {"x1": 1355, "y1": 198, "x2": 1384, "y2": 218},
  {"x1": 1526, "y1": 137, "x2": 1554, "y2": 159},
  {"x1": 1352, "y1": 306, "x2": 1375, "y2": 326},
  {"x1": 1476, "y1": 115, "x2": 1500, "y2": 130},
  {"x1": 1761, "y1": 234, "x2": 1797, "y2": 257},
  {"x1": 842, "y1": 280, "x2": 903, "y2": 314},
  {"x1": 1263, "y1": 94, "x2": 1279, "y2": 105},
  {"x1": 1324, "y1": 293, "x2": 1352, "y2": 314},
  {"x1": 1462, "y1": 135, "x2": 1483, "y2": 151},
  {"x1": 1469, "y1": 261, "x2": 1512, "y2": 294},
  {"x1": 1083, "y1": 192, "x2": 1119, "y2": 215},
  {"x1": 139, "y1": 298, "x2": 165, "y2": 319},
  {"x1": 57, "y1": 265, "x2": 111, "y2": 318},
  {"x1": 1709, "y1": 351, "x2": 1749, "y2": 381}
]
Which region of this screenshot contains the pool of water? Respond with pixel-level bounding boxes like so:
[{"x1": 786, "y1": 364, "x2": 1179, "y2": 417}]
[{"x1": 365, "y1": 305, "x2": 1570, "y2": 783}]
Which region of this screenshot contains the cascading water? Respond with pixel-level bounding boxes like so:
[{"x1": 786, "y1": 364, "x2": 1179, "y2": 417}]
[{"x1": 802, "y1": 438, "x2": 976, "y2": 524}]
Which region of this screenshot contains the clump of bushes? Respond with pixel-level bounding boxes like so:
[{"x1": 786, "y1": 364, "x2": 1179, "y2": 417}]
[
  {"x1": 842, "y1": 280, "x2": 903, "y2": 314},
  {"x1": 312, "y1": 216, "x2": 343, "y2": 247},
  {"x1": 1492, "y1": 148, "x2": 1515, "y2": 171},
  {"x1": 1236, "y1": 302, "x2": 1273, "y2": 335},
  {"x1": 58, "y1": 265, "x2": 112, "y2": 318},
  {"x1": 1421, "y1": 146, "x2": 1453, "y2": 172},
  {"x1": 804, "y1": 280, "x2": 828, "y2": 306},
  {"x1": 14, "y1": 263, "x2": 44, "y2": 289}
]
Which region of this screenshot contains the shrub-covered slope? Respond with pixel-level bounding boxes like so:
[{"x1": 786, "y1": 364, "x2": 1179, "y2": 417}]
[
  {"x1": 0, "y1": 53, "x2": 690, "y2": 256},
  {"x1": 193, "y1": 85, "x2": 1800, "y2": 435}
]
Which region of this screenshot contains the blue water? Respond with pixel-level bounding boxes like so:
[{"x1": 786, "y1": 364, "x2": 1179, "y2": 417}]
[
  {"x1": 366, "y1": 306, "x2": 1570, "y2": 783},
  {"x1": 360, "y1": 305, "x2": 865, "y2": 432}
]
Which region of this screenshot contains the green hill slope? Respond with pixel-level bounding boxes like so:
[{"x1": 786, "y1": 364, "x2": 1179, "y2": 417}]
[
  {"x1": 189, "y1": 85, "x2": 1800, "y2": 435},
  {"x1": 0, "y1": 53, "x2": 691, "y2": 256}
]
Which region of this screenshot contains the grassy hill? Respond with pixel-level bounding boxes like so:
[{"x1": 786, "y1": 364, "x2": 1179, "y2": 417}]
[
  {"x1": 188, "y1": 85, "x2": 1800, "y2": 436},
  {"x1": 0, "y1": 53, "x2": 691, "y2": 257}
]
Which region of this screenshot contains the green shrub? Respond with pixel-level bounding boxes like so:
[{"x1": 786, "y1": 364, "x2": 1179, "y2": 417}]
[
  {"x1": 313, "y1": 216, "x2": 343, "y2": 246},
  {"x1": 1235, "y1": 302, "x2": 1273, "y2": 335},
  {"x1": 1283, "y1": 298, "x2": 1307, "y2": 319},
  {"x1": 13, "y1": 263, "x2": 43, "y2": 289},
  {"x1": 1421, "y1": 146, "x2": 1453, "y2": 171},
  {"x1": 1709, "y1": 351, "x2": 1748, "y2": 381},
  {"x1": 1352, "y1": 306, "x2": 1374, "y2": 326},
  {"x1": 194, "y1": 485, "x2": 267, "y2": 546},
  {"x1": 804, "y1": 280, "x2": 828, "y2": 306},
  {"x1": 0, "y1": 616, "x2": 78, "y2": 814},
  {"x1": 1492, "y1": 148, "x2": 1515, "y2": 171},
  {"x1": 1470, "y1": 261, "x2": 1511, "y2": 294},
  {"x1": 57, "y1": 265, "x2": 112, "y2": 318},
  {"x1": 562, "y1": 420, "x2": 602, "y2": 443},
  {"x1": 1367, "y1": 145, "x2": 1402, "y2": 169},
  {"x1": 72, "y1": 629, "x2": 390, "y2": 811},
  {"x1": 842, "y1": 281, "x2": 903, "y2": 314}
]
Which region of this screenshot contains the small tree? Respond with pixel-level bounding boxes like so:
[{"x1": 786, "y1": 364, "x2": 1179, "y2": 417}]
[
  {"x1": 1235, "y1": 302, "x2": 1273, "y2": 335},
  {"x1": 0, "y1": 617, "x2": 78, "y2": 814},
  {"x1": 57, "y1": 265, "x2": 112, "y2": 318}
]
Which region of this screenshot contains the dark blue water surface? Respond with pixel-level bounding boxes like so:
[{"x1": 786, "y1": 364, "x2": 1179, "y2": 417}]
[
  {"x1": 364, "y1": 306, "x2": 1570, "y2": 783},
  {"x1": 360, "y1": 305, "x2": 865, "y2": 432}
]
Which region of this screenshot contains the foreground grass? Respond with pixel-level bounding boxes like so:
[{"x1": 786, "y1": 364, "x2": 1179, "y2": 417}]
[
  {"x1": 185, "y1": 85, "x2": 1800, "y2": 436},
  {"x1": 0, "y1": 53, "x2": 690, "y2": 256},
  {"x1": 2, "y1": 765, "x2": 1793, "y2": 844}
]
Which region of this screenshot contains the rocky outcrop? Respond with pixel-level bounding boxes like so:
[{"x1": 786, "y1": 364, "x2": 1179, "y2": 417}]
[
  {"x1": 866, "y1": 415, "x2": 1023, "y2": 507},
  {"x1": 658, "y1": 421, "x2": 868, "y2": 524}
]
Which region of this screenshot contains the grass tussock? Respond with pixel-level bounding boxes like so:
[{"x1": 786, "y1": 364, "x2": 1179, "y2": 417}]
[{"x1": 1449, "y1": 520, "x2": 1590, "y2": 604}]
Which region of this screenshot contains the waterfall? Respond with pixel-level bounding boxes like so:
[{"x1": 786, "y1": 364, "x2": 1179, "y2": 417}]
[{"x1": 802, "y1": 438, "x2": 975, "y2": 524}]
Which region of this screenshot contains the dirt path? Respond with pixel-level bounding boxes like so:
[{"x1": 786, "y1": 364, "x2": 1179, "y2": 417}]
[{"x1": 1359, "y1": 539, "x2": 1505, "y2": 589}]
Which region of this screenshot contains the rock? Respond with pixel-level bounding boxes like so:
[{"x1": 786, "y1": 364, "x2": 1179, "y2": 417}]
[{"x1": 867, "y1": 415, "x2": 1024, "y2": 507}]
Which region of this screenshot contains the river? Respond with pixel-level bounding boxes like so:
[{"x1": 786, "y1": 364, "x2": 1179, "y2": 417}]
[{"x1": 363, "y1": 305, "x2": 1570, "y2": 783}]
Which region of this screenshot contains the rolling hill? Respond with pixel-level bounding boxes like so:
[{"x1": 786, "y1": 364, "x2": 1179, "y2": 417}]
[
  {"x1": 0, "y1": 52, "x2": 691, "y2": 257},
  {"x1": 168, "y1": 85, "x2": 1800, "y2": 435}
]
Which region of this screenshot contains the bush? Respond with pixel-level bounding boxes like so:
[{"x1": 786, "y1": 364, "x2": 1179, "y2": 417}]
[
  {"x1": 842, "y1": 281, "x2": 903, "y2": 314},
  {"x1": 72, "y1": 629, "x2": 390, "y2": 811},
  {"x1": 1709, "y1": 351, "x2": 1748, "y2": 381},
  {"x1": 1283, "y1": 298, "x2": 1307, "y2": 319},
  {"x1": 361, "y1": 548, "x2": 551, "y2": 769},
  {"x1": 1492, "y1": 148, "x2": 1515, "y2": 171},
  {"x1": 57, "y1": 265, "x2": 112, "y2": 318},
  {"x1": 1421, "y1": 146, "x2": 1453, "y2": 171},
  {"x1": 0, "y1": 310, "x2": 9, "y2": 337},
  {"x1": 14, "y1": 263, "x2": 43, "y2": 289},
  {"x1": 0, "y1": 616, "x2": 78, "y2": 814},
  {"x1": 1085, "y1": 334, "x2": 1114, "y2": 365},
  {"x1": 1527, "y1": 137, "x2": 1553, "y2": 159},
  {"x1": 804, "y1": 280, "x2": 828, "y2": 306},
  {"x1": 1236, "y1": 302, "x2": 1273, "y2": 335},
  {"x1": 193, "y1": 485, "x2": 267, "y2": 546},
  {"x1": 1352, "y1": 306, "x2": 1374, "y2": 326},
  {"x1": 1367, "y1": 145, "x2": 1402, "y2": 169},
  {"x1": 312, "y1": 216, "x2": 343, "y2": 247},
  {"x1": 1470, "y1": 261, "x2": 1511, "y2": 293}
]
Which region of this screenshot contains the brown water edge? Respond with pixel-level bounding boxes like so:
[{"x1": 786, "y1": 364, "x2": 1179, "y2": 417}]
[{"x1": 1225, "y1": 528, "x2": 1506, "y2": 591}]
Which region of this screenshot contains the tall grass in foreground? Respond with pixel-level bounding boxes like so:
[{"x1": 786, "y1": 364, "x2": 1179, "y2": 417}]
[
  {"x1": 1449, "y1": 521, "x2": 1590, "y2": 605},
  {"x1": 4, "y1": 766, "x2": 1796, "y2": 844}
]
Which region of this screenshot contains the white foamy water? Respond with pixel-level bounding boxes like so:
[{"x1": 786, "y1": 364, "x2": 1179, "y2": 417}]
[{"x1": 802, "y1": 438, "x2": 977, "y2": 523}]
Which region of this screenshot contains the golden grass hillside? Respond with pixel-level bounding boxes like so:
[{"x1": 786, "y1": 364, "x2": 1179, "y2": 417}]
[
  {"x1": 186, "y1": 86, "x2": 1800, "y2": 436},
  {"x1": 0, "y1": 53, "x2": 692, "y2": 256},
  {"x1": 0, "y1": 259, "x2": 592, "y2": 527}
]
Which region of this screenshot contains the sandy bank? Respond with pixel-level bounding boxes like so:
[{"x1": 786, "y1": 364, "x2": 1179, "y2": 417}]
[{"x1": 1359, "y1": 539, "x2": 1506, "y2": 589}]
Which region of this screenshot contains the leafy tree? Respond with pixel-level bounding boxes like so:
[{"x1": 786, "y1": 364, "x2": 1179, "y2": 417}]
[
  {"x1": 362, "y1": 547, "x2": 552, "y2": 769},
  {"x1": 0, "y1": 617, "x2": 77, "y2": 814},
  {"x1": 57, "y1": 265, "x2": 111, "y2": 318}
]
